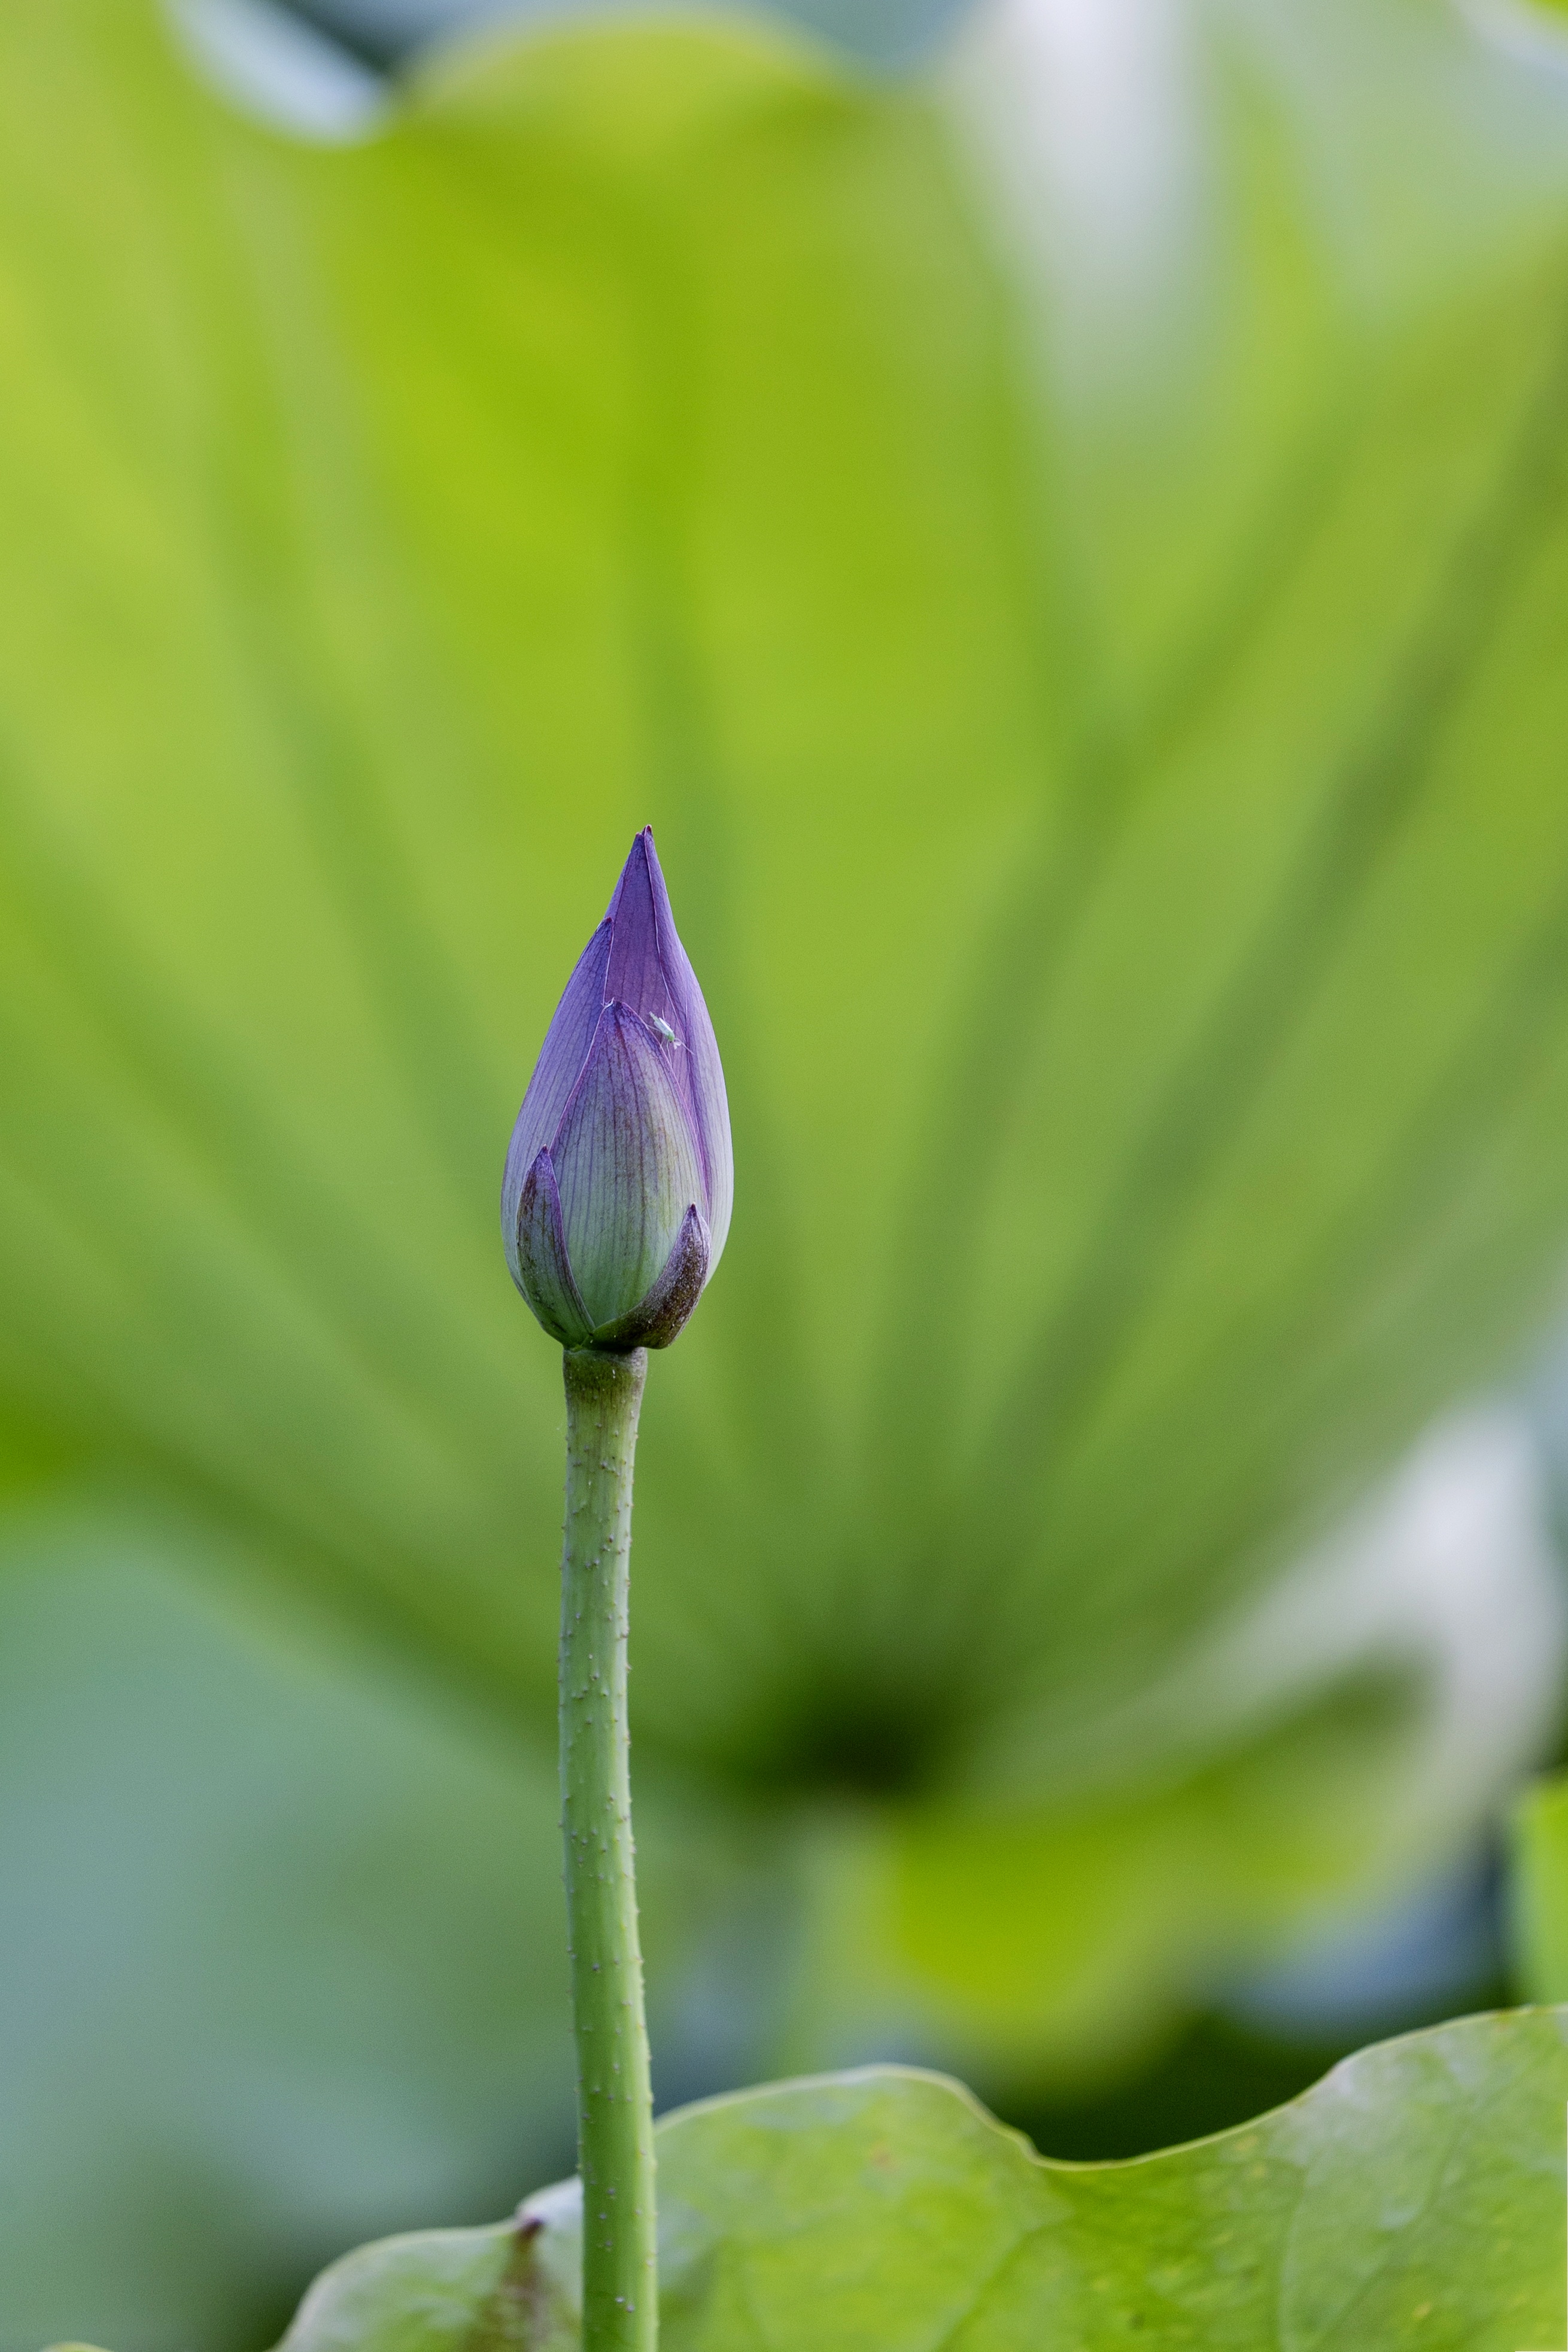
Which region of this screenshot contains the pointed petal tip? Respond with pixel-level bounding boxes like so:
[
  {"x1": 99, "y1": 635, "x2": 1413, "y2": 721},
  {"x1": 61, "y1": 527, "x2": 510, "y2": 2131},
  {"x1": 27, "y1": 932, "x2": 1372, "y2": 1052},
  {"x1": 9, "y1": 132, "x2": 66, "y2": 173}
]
[
  {"x1": 621, "y1": 825, "x2": 671, "y2": 908},
  {"x1": 636, "y1": 823, "x2": 668, "y2": 891},
  {"x1": 608, "y1": 825, "x2": 658, "y2": 905},
  {"x1": 603, "y1": 830, "x2": 677, "y2": 1043}
]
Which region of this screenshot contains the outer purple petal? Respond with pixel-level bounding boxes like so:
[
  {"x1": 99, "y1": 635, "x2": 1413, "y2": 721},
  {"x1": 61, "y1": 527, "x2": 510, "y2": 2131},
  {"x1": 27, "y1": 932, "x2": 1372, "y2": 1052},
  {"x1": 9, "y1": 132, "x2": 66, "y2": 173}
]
[
  {"x1": 610, "y1": 829, "x2": 733, "y2": 1269},
  {"x1": 510, "y1": 1148, "x2": 595, "y2": 1347},
  {"x1": 500, "y1": 919, "x2": 612, "y2": 1283},
  {"x1": 603, "y1": 831, "x2": 679, "y2": 1039},
  {"x1": 552, "y1": 1002, "x2": 704, "y2": 1332},
  {"x1": 655, "y1": 932, "x2": 733, "y2": 1269},
  {"x1": 594, "y1": 1204, "x2": 710, "y2": 1351}
]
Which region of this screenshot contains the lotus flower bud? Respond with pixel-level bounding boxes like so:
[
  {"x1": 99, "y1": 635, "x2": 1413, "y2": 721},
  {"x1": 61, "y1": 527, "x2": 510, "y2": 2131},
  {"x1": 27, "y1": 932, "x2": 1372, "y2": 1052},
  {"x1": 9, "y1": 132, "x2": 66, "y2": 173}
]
[{"x1": 502, "y1": 829, "x2": 733, "y2": 1351}]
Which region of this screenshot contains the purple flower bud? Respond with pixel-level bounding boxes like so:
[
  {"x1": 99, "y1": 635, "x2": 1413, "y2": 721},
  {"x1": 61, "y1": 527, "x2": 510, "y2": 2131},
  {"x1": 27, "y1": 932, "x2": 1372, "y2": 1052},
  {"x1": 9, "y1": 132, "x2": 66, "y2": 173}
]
[{"x1": 502, "y1": 829, "x2": 733, "y2": 1351}]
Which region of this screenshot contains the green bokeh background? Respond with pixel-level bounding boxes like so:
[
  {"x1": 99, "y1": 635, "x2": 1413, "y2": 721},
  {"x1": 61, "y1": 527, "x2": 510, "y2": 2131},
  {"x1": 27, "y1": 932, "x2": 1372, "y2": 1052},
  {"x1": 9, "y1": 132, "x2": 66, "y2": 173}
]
[{"x1": 11, "y1": 0, "x2": 1568, "y2": 2341}]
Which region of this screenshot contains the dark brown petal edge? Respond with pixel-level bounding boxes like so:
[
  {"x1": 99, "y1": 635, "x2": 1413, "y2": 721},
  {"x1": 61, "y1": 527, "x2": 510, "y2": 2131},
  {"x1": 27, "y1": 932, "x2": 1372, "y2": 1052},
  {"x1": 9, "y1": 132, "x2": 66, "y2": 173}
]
[
  {"x1": 593, "y1": 1204, "x2": 710, "y2": 1351},
  {"x1": 515, "y1": 1148, "x2": 596, "y2": 1348}
]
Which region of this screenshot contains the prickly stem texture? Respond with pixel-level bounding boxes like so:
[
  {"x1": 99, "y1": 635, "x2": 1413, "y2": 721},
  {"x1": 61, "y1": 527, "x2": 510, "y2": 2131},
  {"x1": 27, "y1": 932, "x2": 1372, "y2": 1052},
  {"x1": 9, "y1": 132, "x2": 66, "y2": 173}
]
[{"x1": 560, "y1": 1344, "x2": 656, "y2": 2351}]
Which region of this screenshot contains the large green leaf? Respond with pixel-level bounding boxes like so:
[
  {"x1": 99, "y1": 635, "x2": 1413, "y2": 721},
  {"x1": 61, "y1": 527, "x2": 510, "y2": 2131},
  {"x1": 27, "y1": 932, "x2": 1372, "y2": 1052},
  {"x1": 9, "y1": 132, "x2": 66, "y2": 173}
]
[
  {"x1": 10, "y1": 0, "x2": 1568, "y2": 2333},
  {"x1": 273, "y1": 2019, "x2": 1568, "y2": 2350},
  {"x1": 0, "y1": 1513, "x2": 788, "y2": 2352},
  {"x1": 7, "y1": 0, "x2": 1568, "y2": 1980}
]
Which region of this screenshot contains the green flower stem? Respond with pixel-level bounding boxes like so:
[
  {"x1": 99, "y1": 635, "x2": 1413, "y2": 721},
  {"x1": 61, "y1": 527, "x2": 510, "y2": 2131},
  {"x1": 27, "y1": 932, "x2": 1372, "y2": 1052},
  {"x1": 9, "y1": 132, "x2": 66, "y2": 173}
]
[{"x1": 560, "y1": 1342, "x2": 657, "y2": 2352}]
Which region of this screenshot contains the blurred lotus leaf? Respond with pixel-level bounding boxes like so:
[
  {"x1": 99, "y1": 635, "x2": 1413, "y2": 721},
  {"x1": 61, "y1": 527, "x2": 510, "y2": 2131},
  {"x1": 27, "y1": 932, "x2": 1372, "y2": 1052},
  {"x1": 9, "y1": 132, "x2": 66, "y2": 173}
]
[
  {"x1": 275, "y1": 2024, "x2": 1568, "y2": 2350},
  {"x1": 1510, "y1": 1768, "x2": 1568, "y2": 2000},
  {"x1": 9, "y1": 0, "x2": 1568, "y2": 2338}
]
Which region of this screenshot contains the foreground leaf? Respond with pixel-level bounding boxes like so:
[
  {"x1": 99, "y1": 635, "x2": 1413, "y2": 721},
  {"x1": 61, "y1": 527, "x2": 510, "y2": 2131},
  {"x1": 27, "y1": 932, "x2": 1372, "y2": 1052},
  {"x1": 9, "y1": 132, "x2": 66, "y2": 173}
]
[
  {"x1": 277, "y1": 2016, "x2": 1568, "y2": 2350},
  {"x1": 276, "y1": 2189, "x2": 579, "y2": 2351}
]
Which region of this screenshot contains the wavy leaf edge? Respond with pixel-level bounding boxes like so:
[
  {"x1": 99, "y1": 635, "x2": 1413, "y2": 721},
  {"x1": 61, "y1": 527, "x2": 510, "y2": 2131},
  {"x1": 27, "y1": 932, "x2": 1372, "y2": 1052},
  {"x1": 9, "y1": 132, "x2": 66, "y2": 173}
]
[{"x1": 272, "y1": 2009, "x2": 1568, "y2": 2350}]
